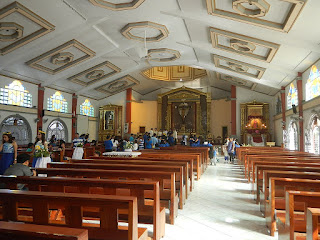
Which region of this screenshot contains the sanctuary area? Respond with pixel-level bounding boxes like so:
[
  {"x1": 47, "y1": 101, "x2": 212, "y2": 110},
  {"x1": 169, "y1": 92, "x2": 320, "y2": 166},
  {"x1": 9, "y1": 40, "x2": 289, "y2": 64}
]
[{"x1": 1, "y1": 0, "x2": 320, "y2": 239}]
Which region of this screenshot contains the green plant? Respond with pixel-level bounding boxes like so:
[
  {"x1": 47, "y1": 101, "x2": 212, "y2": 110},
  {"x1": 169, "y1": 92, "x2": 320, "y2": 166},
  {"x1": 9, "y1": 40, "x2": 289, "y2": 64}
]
[
  {"x1": 124, "y1": 142, "x2": 133, "y2": 149},
  {"x1": 34, "y1": 148, "x2": 50, "y2": 158}
]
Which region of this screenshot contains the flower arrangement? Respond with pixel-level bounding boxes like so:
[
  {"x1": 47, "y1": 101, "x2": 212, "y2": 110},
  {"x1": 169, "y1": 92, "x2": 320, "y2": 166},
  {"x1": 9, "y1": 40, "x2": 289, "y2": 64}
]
[
  {"x1": 75, "y1": 142, "x2": 83, "y2": 148},
  {"x1": 34, "y1": 145, "x2": 50, "y2": 158},
  {"x1": 124, "y1": 142, "x2": 133, "y2": 149}
]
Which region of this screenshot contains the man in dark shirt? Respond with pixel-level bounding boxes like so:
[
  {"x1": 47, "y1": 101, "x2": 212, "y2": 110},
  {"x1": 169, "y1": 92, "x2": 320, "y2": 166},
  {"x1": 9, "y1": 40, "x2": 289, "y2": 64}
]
[{"x1": 4, "y1": 153, "x2": 36, "y2": 190}]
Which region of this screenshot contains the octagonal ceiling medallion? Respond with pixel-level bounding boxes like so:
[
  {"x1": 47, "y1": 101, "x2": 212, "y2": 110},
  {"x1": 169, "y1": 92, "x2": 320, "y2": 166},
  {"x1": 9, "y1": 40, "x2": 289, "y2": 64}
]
[
  {"x1": 121, "y1": 21, "x2": 169, "y2": 42},
  {"x1": 232, "y1": 0, "x2": 270, "y2": 18},
  {"x1": 0, "y1": 1, "x2": 55, "y2": 55},
  {"x1": 67, "y1": 61, "x2": 121, "y2": 86},
  {"x1": 95, "y1": 75, "x2": 139, "y2": 95},
  {"x1": 148, "y1": 48, "x2": 181, "y2": 62},
  {"x1": 26, "y1": 39, "x2": 95, "y2": 75},
  {"x1": 206, "y1": 0, "x2": 307, "y2": 32},
  {"x1": 89, "y1": 0, "x2": 145, "y2": 11},
  {"x1": 141, "y1": 66, "x2": 207, "y2": 82},
  {"x1": 210, "y1": 27, "x2": 280, "y2": 62},
  {"x1": 213, "y1": 54, "x2": 265, "y2": 79}
]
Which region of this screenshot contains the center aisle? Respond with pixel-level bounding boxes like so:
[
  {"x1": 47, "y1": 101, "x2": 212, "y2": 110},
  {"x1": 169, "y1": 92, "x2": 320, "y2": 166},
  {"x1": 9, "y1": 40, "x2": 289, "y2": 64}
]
[{"x1": 161, "y1": 161, "x2": 274, "y2": 240}]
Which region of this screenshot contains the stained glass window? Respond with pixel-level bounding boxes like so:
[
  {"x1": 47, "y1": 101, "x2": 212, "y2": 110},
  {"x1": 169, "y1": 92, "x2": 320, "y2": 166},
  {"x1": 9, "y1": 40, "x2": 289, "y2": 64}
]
[
  {"x1": 80, "y1": 99, "x2": 94, "y2": 117},
  {"x1": 287, "y1": 83, "x2": 298, "y2": 109},
  {"x1": 0, "y1": 80, "x2": 32, "y2": 107},
  {"x1": 306, "y1": 65, "x2": 320, "y2": 101},
  {"x1": 47, "y1": 91, "x2": 68, "y2": 113}
]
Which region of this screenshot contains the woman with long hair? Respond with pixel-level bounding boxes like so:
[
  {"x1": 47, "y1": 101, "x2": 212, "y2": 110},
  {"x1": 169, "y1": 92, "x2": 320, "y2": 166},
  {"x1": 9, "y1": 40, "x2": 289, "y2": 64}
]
[
  {"x1": 33, "y1": 130, "x2": 51, "y2": 168},
  {"x1": 0, "y1": 132, "x2": 18, "y2": 174}
]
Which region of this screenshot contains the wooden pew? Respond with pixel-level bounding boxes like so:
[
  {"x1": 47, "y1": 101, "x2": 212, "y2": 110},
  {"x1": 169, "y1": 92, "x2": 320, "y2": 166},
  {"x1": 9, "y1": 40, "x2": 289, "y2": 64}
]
[
  {"x1": 0, "y1": 221, "x2": 88, "y2": 240},
  {"x1": 255, "y1": 166, "x2": 320, "y2": 203},
  {"x1": 48, "y1": 162, "x2": 186, "y2": 210},
  {"x1": 141, "y1": 152, "x2": 202, "y2": 180},
  {"x1": 267, "y1": 177, "x2": 320, "y2": 236},
  {"x1": 307, "y1": 208, "x2": 320, "y2": 240},
  {"x1": 92, "y1": 156, "x2": 194, "y2": 191},
  {"x1": 35, "y1": 167, "x2": 178, "y2": 225},
  {"x1": 279, "y1": 191, "x2": 320, "y2": 240},
  {"x1": 0, "y1": 189, "x2": 148, "y2": 240},
  {"x1": 250, "y1": 160, "x2": 320, "y2": 184},
  {"x1": 0, "y1": 175, "x2": 163, "y2": 240},
  {"x1": 71, "y1": 158, "x2": 190, "y2": 199}
]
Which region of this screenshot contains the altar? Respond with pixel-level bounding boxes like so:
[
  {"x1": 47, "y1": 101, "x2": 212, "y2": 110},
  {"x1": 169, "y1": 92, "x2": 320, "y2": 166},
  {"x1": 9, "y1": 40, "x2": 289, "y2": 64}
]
[
  {"x1": 240, "y1": 100, "x2": 270, "y2": 145},
  {"x1": 157, "y1": 86, "x2": 211, "y2": 136}
]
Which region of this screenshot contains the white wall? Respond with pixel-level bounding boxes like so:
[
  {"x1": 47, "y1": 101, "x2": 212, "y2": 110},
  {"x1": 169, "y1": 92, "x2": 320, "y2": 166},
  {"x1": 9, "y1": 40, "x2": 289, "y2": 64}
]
[{"x1": 236, "y1": 87, "x2": 275, "y2": 143}]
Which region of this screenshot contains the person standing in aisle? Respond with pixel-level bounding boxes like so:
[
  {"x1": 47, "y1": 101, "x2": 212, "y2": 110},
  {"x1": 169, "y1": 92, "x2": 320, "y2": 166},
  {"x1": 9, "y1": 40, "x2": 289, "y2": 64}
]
[
  {"x1": 72, "y1": 133, "x2": 84, "y2": 159},
  {"x1": 0, "y1": 132, "x2": 17, "y2": 174}
]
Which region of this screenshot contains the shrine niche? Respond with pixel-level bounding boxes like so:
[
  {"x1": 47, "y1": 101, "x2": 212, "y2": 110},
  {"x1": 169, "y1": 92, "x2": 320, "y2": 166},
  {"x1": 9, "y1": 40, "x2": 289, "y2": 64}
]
[
  {"x1": 99, "y1": 105, "x2": 122, "y2": 141},
  {"x1": 158, "y1": 86, "x2": 211, "y2": 136},
  {"x1": 241, "y1": 100, "x2": 270, "y2": 145}
]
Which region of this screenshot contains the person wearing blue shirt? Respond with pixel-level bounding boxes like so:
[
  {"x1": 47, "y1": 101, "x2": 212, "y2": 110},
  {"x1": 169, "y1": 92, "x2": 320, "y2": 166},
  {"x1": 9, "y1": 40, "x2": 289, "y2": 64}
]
[
  {"x1": 168, "y1": 133, "x2": 175, "y2": 146},
  {"x1": 104, "y1": 136, "x2": 113, "y2": 152},
  {"x1": 129, "y1": 134, "x2": 135, "y2": 143},
  {"x1": 145, "y1": 137, "x2": 153, "y2": 149},
  {"x1": 151, "y1": 133, "x2": 158, "y2": 147}
]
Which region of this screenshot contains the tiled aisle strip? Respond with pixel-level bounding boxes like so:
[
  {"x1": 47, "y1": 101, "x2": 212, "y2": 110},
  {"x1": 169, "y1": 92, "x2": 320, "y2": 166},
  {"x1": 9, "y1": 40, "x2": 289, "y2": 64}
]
[{"x1": 159, "y1": 161, "x2": 275, "y2": 240}]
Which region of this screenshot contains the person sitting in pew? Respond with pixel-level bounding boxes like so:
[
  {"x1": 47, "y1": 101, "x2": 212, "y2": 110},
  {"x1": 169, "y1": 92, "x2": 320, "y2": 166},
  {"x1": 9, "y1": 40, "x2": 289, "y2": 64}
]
[
  {"x1": 93, "y1": 151, "x2": 101, "y2": 157},
  {"x1": 3, "y1": 153, "x2": 36, "y2": 190}
]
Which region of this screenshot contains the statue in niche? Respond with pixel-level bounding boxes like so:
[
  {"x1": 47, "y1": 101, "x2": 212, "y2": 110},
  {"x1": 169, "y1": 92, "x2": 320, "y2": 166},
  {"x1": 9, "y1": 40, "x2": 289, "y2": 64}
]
[
  {"x1": 104, "y1": 110, "x2": 114, "y2": 130},
  {"x1": 178, "y1": 102, "x2": 191, "y2": 123}
]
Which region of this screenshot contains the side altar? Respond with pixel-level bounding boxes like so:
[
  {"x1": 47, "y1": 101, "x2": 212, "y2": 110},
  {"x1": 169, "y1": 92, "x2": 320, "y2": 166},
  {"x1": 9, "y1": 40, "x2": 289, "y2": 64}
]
[
  {"x1": 240, "y1": 100, "x2": 271, "y2": 146},
  {"x1": 157, "y1": 86, "x2": 211, "y2": 136}
]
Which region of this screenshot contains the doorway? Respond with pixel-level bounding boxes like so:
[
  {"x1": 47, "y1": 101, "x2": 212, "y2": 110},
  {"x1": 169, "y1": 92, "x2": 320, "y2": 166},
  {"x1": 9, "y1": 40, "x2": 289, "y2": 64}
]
[
  {"x1": 139, "y1": 126, "x2": 146, "y2": 134},
  {"x1": 222, "y1": 126, "x2": 228, "y2": 144}
]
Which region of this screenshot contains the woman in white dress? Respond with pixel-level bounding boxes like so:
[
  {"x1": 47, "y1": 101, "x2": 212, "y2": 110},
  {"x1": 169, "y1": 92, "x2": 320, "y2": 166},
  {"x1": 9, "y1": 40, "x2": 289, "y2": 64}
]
[{"x1": 34, "y1": 130, "x2": 51, "y2": 169}]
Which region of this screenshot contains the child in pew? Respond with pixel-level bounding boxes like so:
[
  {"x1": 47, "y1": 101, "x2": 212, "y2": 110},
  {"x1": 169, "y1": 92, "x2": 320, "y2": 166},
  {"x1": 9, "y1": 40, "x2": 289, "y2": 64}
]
[
  {"x1": 3, "y1": 153, "x2": 36, "y2": 190},
  {"x1": 93, "y1": 151, "x2": 101, "y2": 157}
]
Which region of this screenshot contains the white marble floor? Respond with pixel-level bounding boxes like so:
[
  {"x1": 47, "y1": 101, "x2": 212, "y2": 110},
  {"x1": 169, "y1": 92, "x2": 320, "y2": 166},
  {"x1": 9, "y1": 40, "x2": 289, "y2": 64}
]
[{"x1": 149, "y1": 160, "x2": 275, "y2": 240}]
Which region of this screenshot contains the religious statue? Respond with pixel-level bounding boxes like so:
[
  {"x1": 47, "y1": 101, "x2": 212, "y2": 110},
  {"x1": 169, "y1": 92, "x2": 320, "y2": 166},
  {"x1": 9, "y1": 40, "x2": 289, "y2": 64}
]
[{"x1": 178, "y1": 102, "x2": 191, "y2": 123}]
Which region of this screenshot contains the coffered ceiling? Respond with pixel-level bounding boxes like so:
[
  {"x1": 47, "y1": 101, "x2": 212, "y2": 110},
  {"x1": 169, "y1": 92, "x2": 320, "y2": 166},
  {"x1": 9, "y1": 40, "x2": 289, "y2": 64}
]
[{"x1": 0, "y1": 0, "x2": 319, "y2": 100}]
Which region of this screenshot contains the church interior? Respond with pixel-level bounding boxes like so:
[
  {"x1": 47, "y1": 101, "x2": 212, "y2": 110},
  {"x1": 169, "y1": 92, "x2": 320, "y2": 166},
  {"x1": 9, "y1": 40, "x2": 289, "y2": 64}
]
[{"x1": 1, "y1": 0, "x2": 320, "y2": 239}]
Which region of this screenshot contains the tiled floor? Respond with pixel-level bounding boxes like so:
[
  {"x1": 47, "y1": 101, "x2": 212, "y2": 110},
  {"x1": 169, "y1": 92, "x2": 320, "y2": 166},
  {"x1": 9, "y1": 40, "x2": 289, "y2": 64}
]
[{"x1": 154, "y1": 160, "x2": 275, "y2": 240}]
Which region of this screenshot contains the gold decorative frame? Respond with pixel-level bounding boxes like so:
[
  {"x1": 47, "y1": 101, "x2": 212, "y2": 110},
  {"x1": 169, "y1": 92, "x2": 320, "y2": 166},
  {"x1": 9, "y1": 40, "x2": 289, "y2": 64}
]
[
  {"x1": 26, "y1": 39, "x2": 95, "y2": 74},
  {"x1": 99, "y1": 104, "x2": 122, "y2": 140},
  {"x1": 95, "y1": 75, "x2": 139, "y2": 94},
  {"x1": 213, "y1": 54, "x2": 266, "y2": 79},
  {"x1": 148, "y1": 48, "x2": 181, "y2": 62},
  {"x1": 67, "y1": 61, "x2": 121, "y2": 86},
  {"x1": 121, "y1": 21, "x2": 169, "y2": 42},
  {"x1": 206, "y1": 0, "x2": 308, "y2": 33},
  {"x1": 89, "y1": 0, "x2": 145, "y2": 11},
  {"x1": 0, "y1": 1, "x2": 55, "y2": 55},
  {"x1": 232, "y1": 0, "x2": 270, "y2": 18},
  {"x1": 142, "y1": 66, "x2": 207, "y2": 82},
  {"x1": 210, "y1": 27, "x2": 280, "y2": 62}
]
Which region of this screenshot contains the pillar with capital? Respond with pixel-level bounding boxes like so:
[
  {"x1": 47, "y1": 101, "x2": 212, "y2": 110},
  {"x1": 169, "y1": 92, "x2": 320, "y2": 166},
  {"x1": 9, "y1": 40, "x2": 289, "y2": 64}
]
[
  {"x1": 37, "y1": 84, "x2": 44, "y2": 130},
  {"x1": 296, "y1": 72, "x2": 304, "y2": 151},
  {"x1": 231, "y1": 85, "x2": 237, "y2": 136},
  {"x1": 280, "y1": 86, "x2": 286, "y2": 147},
  {"x1": 126, "y1": 88, "x2": 132, "y2": 134}
]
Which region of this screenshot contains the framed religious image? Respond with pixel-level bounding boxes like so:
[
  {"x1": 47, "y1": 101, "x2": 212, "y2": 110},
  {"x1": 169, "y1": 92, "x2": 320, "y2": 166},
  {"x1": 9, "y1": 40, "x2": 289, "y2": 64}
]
[{"x1": 99, "y1": 105, "x2": 122, "y2": 141}]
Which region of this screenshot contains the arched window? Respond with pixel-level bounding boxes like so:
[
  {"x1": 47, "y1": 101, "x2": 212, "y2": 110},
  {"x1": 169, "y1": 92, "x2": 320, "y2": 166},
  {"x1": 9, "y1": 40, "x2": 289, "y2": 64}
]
[
  {"x1": 306, "y1": 65, "x2": 320, "y2": 101},
  {"x1": 287, "y1": 83, "x2": 298, "y2": 110},
  {"x1": 47, "y1": 119, "x2": 68, "y2": 142},
  {"x1": 0, "y1": 80, "x2": 32, "y2": 107},
  {"x1": 288, "y1": 121, "x2": 298, "y2": 150},
  {"x1": 47, "y1": 91, "x2": 68, "y2": 113},
  {"x1": 80, "y1": 99, "x2": 94, "y2": 117},
  {"x1": 0, "y1": 115, "x2": 32, "y2": 146},
  {"x1": 305, "y1": 115, "x2": 320, "y2": 154}
]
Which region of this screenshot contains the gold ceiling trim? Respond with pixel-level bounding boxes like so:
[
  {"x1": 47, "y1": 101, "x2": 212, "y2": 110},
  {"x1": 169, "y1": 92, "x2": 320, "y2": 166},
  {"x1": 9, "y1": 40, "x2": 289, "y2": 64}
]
[
  {"x1": 67, "y1": 60, "x2": 121, "y2": 86},
  {"x1": 232, "y1": 0, "x2": 270, "y2": 18},
  {"x1": 0, "y1": 1, "x2": 55, "y2": 55},
  {"x1": 216, "y1": 72, "x2": 251, "y2": 88},
  {"x1": 213, "y1": 54, "x2": 266, "y2": 79},
  {"x1": 26, "y1": 39, "x2": 95, "y2": 75},
  {"x1": 89, "y1": 0, "x2": 145, "y2": 11},
  {"x1": 95, "y1": 75, "x2": 139, "y2": 94},
  {"x1": 121, "y1": 21, "x2": 169, "y2": 42},
  {"x1": 148, "y1": 48, "x2": 181, "y2": 62},
  {"x1": 210, "y1": 27, "x2": 280, "y2": 63},
  {"x1": 141, "y1": 66, "x2": 207, "y2": 82},
  {"x1": 206, "y1": 0, "x2": 307, "y2": 33}
]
